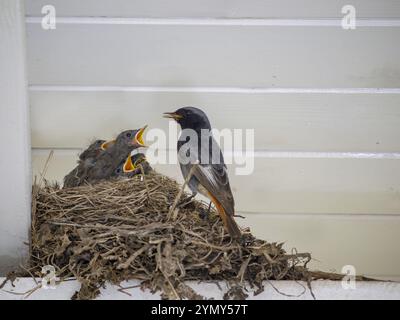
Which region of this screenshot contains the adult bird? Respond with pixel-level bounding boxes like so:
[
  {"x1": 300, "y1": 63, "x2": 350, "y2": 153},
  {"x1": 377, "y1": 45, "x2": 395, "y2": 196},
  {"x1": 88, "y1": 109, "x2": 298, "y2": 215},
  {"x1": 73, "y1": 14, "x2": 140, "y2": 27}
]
[
  {"x1": 63, "y1": 139, "x2": 106, "y2": 188},
  {"x1": 84, "y1": 127, "x2": 147, "y2": 184},
  {"x1": 163, "y1": 107, "x2": 242, "y2": 240}
]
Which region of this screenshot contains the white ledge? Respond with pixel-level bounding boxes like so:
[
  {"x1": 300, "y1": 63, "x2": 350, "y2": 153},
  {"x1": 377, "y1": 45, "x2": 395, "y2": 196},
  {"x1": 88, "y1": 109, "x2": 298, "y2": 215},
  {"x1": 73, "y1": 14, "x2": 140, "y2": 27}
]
[{"x1": 1, "y1": 278, "x2": 400, "y2": 300}]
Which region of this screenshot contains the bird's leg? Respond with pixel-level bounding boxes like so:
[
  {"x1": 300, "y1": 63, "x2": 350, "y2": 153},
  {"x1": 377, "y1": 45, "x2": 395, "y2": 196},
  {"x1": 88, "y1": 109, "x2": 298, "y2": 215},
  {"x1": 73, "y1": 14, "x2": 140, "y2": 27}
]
[
  {"x1": 199, "y1": 201, "x2": 212, "y2": 220},
  {"x1": 206, "y1": 201, "x2": 212, "y2": 214}
]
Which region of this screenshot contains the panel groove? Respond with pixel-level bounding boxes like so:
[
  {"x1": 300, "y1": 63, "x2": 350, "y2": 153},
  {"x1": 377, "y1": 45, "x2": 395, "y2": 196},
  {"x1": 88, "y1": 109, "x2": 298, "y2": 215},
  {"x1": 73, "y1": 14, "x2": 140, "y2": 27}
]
[
  {"x1": 29, "y1": 86, "x2": 400, "y2": 94},
  {"x1": 25, "y1": 16, "x2": 400, "y2": 27},
  {"x1": 32, "y1": 148, "x2": 400, "y2": 160},
  {"x1": 24, "y1": 0, "x2": 400, "y2": 19}
]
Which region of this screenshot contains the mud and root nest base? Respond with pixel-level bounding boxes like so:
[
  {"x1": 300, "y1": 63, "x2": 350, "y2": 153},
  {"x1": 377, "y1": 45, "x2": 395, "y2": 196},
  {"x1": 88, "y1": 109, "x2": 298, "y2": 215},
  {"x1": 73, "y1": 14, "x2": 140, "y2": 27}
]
[{"x1": 25, "y1": 171, "x2": 370, "y2": 299}]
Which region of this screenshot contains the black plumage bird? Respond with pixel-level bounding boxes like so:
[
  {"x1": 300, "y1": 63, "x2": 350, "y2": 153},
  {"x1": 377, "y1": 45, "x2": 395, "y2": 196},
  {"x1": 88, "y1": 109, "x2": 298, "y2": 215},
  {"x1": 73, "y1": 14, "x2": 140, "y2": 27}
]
[
  {"x1": 164, "y1": 107, "x2": 242, "y2": 239},
  {"x1": 63, "y1": 139, "x2": 106, "y2": 188}
]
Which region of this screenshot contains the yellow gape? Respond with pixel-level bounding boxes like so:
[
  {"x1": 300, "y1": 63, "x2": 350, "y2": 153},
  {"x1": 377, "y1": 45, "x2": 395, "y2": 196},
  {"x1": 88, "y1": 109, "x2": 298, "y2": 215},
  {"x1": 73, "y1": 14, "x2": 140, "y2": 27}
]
[
  {"x1": 100, "y1": 140, "x2": 115, "y2": 151},
  {"x1": 135, "y1": 125, "x2": 147, "y2": 147},
  {"x1": 123, "y1": 155, "x2": 136, "y2": 173}
]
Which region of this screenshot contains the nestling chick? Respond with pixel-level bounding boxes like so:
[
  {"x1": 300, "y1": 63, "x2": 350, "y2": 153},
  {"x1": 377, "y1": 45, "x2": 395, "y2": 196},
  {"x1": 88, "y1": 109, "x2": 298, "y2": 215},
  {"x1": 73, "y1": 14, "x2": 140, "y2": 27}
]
[
  {"x1": 113, "y1": 153, "x2": 153, "y2": 178},
  {"x1": 84, "y1": 127, "x2": 147, "y2": 184},
  {"x1": 63, "y1": 139, "x2": 106, "y2": 188},
  {"x1": 79, "y1": 139, "x2": 107, "y2": 163}
]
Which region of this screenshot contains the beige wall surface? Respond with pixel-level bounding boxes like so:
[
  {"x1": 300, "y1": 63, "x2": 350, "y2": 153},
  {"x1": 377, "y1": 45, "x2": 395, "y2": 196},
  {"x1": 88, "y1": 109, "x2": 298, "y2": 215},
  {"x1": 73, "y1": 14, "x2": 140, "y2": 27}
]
[{"x1": 27, "y1": 1, "x2": 400, "y2": 279}]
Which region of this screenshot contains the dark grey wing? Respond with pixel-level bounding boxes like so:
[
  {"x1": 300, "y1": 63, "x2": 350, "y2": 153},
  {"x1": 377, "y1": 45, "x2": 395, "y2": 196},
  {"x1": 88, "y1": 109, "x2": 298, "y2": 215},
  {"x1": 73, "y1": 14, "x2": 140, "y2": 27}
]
[
  {"x1": 194, "y1": 135, "x2": 234, "y2": 214},
  {"x1": 177, "y1": 133, "x2": 232, "y2": 205},
  {"x1": 192, "y1": 163, "x2": 235, "y2": 216}
]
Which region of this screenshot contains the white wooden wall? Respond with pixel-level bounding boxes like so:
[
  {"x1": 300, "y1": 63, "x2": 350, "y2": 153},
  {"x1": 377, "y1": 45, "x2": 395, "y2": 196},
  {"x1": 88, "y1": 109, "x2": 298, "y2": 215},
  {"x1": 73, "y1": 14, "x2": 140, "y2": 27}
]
[
  {"x1": 26, "y1": 1, "x2": 400, "y2": 280},
  {"x1": 0, "y1": 0, "x2": 30, "y2": 274}
]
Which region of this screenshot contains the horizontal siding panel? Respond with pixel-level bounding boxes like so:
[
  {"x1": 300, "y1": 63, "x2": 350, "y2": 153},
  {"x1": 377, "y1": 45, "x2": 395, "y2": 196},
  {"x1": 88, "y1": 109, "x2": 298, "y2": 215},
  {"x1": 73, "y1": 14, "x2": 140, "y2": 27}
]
[
  {"x1": 32, "y1": 152, "x2": 400, "y2": 214},
  {"x1": 26, "y1": 24, "x2": 400, "y2": 88},
  {"x1": 25, "y1": 0, "x2": 400, "y2": 18},
  {"x1": 30, "y1": 91, "x2": 400, "y2": 152},
  {"x1": 243, "y1": 214, "x2": 400, "y2": 278}
]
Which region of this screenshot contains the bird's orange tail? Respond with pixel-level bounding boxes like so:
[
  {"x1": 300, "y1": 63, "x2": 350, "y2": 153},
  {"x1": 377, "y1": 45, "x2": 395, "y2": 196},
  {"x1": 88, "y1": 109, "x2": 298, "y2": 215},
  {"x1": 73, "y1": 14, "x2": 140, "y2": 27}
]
[{"x1": 209, "y1": 194, "x2": 242, "y2": 240}]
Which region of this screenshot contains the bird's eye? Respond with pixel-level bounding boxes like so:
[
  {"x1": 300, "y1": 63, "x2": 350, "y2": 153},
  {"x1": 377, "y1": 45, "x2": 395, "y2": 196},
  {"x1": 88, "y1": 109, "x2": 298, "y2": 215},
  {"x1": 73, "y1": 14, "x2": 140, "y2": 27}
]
[
  {"x1": 116, "y1": 168, "x2": 121, "y2": 173},
  {"x1": 126, "y1": 132, "x2": 132, "y2": 138}
]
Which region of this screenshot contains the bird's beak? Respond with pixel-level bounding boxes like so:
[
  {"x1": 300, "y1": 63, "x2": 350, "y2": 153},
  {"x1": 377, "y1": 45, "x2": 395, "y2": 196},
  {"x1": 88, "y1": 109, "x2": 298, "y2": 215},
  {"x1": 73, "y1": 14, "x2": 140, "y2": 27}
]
[
  {"x1": 163, "y1": 112, "x2": 182, "y2": 121},
  {"x1": 100, "y1": 140, "x2": 115, "y2": 150},
  {"x1": 123, "y1": 155, "x2": 135, "y2": 173},
  {"x1": 134, "y1": 125, "x2": 147, "y2": 147}
]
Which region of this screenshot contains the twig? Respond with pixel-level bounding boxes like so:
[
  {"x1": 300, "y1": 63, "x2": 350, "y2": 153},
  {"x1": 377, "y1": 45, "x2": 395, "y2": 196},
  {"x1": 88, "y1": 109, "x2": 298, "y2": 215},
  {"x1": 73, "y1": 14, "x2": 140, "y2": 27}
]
[
  {"x1": 139, "y1": 164, "x2": 151, "y2": 203},
  {"x1": 37, "y1": 150, "x2": 54, "y2": 189},
  {"x1": 19, "y1": 264, "x2": 38, "y2": 286},
  {"x1": 266, "y1": 280, "x2": 307, "y2": 298}
]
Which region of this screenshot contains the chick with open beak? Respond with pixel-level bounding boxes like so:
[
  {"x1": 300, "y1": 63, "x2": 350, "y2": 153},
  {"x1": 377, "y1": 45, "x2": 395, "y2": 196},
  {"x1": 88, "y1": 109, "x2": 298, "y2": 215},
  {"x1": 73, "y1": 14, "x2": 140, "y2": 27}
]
[
  {"x1": 100, "y1": 125, "x2": 147, "y2": 151},
  {"x1": 73, "y1": 126, "x2": 147, "y2": 185},
  {"x1": 87, "y1": 126, "x2": 147, "y2": 183},
  {"x1": 113, "y1": 153, "x2": 153, "y2": 178}
]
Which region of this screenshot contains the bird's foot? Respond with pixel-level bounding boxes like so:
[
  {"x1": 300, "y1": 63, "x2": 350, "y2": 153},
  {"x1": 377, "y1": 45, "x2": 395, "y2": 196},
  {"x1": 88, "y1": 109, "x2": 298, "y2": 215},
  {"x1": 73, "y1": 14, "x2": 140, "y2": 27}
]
[{"x1": 237, "y1": 233, "x2": 254, "y2": 247}]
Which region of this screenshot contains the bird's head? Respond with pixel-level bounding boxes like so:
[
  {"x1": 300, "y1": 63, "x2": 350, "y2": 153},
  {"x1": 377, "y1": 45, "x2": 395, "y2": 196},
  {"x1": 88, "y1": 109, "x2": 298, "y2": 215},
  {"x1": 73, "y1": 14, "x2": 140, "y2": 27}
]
[
  {"x1": 124, "y1": 153, "x2": 148, "y2": 172},
  {"x1": 91, "y1": 139, "x2": 107, "y2": 149},
  {"x1": 111, "y1": 126, "x2": 148, "y2": 150},
  {"x1": 115, "y1": 153, "x2": 148, "y2": 175},
  {"x1": 132, "y1": 153, "x2": 148, "y2": 167},
  {"x1": 79, "y1": 139, "x2": 106, "y2": 160},
  {"x1": 163, "y1": 107, "x2": 211, "y2": 130}
]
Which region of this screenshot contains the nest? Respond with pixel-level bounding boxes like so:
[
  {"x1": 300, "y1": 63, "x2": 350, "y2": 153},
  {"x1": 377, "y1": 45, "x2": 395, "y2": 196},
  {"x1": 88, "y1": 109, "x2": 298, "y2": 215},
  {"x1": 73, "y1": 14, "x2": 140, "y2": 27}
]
[{"x1": 28, "y1": 170, "x2": 352, "y2": 300}]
